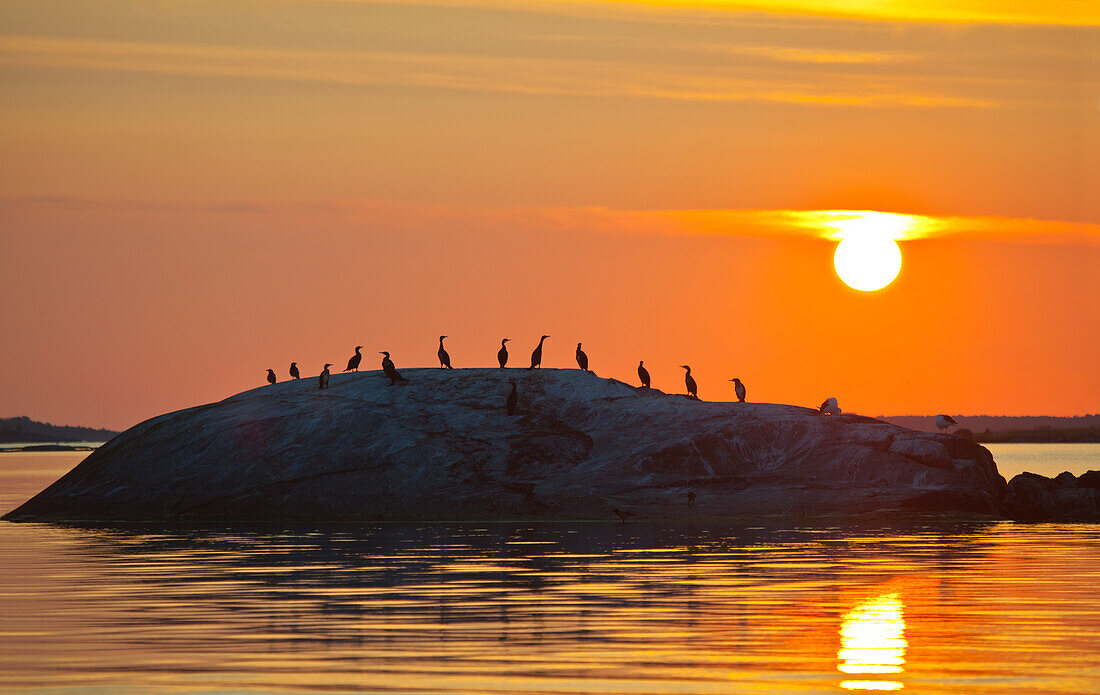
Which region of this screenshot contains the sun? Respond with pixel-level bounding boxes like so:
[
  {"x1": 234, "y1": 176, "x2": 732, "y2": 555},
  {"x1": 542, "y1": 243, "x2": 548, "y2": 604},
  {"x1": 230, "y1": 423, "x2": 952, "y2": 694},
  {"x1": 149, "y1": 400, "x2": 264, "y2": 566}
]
[{"x1": 827, "y1": 212, "x2": 906, "y2": 291}]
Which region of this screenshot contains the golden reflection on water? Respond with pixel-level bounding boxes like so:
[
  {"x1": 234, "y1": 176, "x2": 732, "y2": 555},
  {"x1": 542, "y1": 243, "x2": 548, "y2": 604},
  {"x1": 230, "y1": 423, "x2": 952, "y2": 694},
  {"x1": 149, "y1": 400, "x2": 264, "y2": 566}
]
[{"x1": 838, "y1": 591, "x2": 906, "y2": 691}]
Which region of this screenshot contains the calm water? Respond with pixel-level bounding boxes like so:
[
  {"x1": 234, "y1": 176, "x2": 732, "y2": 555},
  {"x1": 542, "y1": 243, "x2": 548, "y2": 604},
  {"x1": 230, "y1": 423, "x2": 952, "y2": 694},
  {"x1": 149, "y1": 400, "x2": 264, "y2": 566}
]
[
  {"x1": 985, "y1": 443, "x2": 1100, "y2": 480},
  {"x1": 2, "y1": 452, "x2": 1098, "y2": 695}
]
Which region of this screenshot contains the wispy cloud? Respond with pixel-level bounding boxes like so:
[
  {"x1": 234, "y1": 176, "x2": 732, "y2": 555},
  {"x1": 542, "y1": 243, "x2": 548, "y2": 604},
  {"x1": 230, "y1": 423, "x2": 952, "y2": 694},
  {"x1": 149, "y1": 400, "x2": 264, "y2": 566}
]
[
  {"x1": 5, "y1": 196, "x2": 1097, "y2": 245},
  {"x1": 0, "y1": 35, "x2": 992, "y2": 108}
]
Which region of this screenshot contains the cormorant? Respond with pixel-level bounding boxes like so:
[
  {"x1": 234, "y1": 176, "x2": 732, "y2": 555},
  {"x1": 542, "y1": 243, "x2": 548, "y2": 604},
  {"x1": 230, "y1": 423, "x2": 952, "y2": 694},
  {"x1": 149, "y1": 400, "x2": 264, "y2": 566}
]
[
  {"x1": 935, "y1": 414, "x2": 958, "y2": 433},
  {"x1": 437, "y1": 335, "x2": 453, "y2": 369},
  {"x1": 345, "y1": 345, "x2": 363, "y2": 372},
  {"x1": 266, "y1": 369, "x2": 277, "y2": 385},
  {"x1": 289, "y1": 362, "x2": 300, "y2": 380},
  {"x1": 680, "y1": 365, "x2": 698, "y2": 400},
  {"x1": 819, "y1": 397, "x2": 841, "y2": 415},
  {"x1": 506, "y1": 381, "x2": 518, "y2": 416},
  {"x1": 318, "y1": 363, "x2": 332, "y2": 390},
  {"x1": 379, "y1": 351, "x2": 407, "y2": 384},
  {"x1": 637, "y1": 361, "x2": 650, "y2": 388},
  {"x1": 730, "y1": 378, "x2": 746, "y2": 402},
  {"x1": 497, "y1": 338, "x2": 510, "y2": 368},
  {"x1": 575, "y1": 343, "x2": 589, "y2": 372},
  {"x1": 528, "y1": 335, "x2": 549, "y2": 369}
]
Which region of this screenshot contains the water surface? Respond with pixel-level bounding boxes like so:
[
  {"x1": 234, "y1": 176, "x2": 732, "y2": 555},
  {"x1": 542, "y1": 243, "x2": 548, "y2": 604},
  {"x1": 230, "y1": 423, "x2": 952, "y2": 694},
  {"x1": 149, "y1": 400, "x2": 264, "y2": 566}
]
[{"x1": 2, "y1": 453, "x2": 1098, "y2": 694}]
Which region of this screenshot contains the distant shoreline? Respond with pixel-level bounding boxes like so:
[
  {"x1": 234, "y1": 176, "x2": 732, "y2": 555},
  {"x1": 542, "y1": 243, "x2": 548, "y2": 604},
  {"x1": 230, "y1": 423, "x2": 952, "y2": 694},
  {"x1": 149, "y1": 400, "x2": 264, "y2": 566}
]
[{"x1": 0, "y1": 443, "x2": 102, "y2": 453}]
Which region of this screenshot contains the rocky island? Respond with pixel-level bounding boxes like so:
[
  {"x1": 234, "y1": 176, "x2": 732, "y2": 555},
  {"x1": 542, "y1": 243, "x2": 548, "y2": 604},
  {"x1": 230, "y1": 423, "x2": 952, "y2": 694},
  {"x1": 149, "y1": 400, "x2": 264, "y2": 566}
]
[{"x1": 4, "y1": 369, "x2": 1097, "y2": 523}]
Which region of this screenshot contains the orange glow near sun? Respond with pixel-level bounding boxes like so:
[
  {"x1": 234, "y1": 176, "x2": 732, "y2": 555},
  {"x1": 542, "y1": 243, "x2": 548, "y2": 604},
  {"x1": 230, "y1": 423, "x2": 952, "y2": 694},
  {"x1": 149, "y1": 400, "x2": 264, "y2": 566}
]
[{"x1": 825, "y1": 212, "x2": 913, "y2": 291}]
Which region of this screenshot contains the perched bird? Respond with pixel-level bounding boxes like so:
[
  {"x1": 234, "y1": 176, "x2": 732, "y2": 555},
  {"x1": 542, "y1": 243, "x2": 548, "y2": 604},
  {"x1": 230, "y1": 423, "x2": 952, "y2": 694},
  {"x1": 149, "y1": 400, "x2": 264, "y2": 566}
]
[
  {"x1": 730, "y1": 378, "x2": 746, "y2": 403},
  {"x1": 681, "y1": 365, "x2": 698, "y2": 400},
  {"x1": 318, "y1": 363, "x2": 332, "y2": 390},
  {"x1": 819, "y1": 397, "x2": 841, "y2": 416},
  {"x1": 612, "y1": 508, "x2": 635, "y2": 523},
  {"x1": 289, "y1": 362, "x2": 300, "y2": 380},
  {"x1": 506, "y1": 381, "x2": 518, "y2": 416},
  {"x1": 687, "y1": 491, "x2": 696, "y2": 507},
  {"x1": 437, "y1": 335, "x2": 453, "y2": 369},
  {"x1": 266, "y1": 369, "x2": 277, "y2": 385},
  {"x1": 576, "y1": 343, "x2": 589, "y2": 372},
  {"x1": 637, "y1": 361, "x2": 651, "y2": 388},
  {"x1": 345, "y1": 345, "x2": 363, "y2": 372},
  {"x1": 528, "y1": 335, "x2": 550, "y2": 369},
  {"x1": 379, "y1": 351, "x2": 407, "y2": 384},
  {"x1": 497, "y1": 338, "x2": 510, "y2": 368},
  {"x1": 935, "y1": 414, "x2": 958, "y2": 433}
]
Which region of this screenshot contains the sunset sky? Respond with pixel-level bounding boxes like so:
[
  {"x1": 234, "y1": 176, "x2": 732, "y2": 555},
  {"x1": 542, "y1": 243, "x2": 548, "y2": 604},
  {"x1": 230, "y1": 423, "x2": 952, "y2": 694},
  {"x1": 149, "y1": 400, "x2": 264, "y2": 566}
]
[{"x1": 1, "y1": 0, "x2": 1097, "y2": 430}]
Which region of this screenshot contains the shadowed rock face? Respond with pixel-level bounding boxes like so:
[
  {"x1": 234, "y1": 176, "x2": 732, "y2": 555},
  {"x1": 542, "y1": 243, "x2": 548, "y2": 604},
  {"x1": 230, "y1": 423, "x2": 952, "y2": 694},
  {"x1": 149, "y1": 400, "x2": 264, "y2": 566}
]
[
  {"x1": 1005, "y1": 471, "x2": 1100, "y2": 522},
  {"x1": 5, "y1": 369, "x2": 1013, "y2": 523}
]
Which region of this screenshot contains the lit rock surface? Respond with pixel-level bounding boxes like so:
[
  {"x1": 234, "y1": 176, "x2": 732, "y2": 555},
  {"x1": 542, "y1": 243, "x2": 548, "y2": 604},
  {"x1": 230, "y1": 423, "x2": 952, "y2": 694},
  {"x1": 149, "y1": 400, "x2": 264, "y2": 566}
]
[{"x1": 4, "y1": 369, "x2": 1021, "y2": 522}]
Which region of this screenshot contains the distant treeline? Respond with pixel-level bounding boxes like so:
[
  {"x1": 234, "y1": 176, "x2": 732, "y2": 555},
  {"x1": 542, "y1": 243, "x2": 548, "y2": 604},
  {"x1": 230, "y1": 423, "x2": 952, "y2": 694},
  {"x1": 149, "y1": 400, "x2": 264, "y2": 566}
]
[
  {"x1": 0, "y1": 416, "x2": 118, "y2": 444},
  {"x1": 882, "y1": 415, "x2": 1100, "y2": 443}
]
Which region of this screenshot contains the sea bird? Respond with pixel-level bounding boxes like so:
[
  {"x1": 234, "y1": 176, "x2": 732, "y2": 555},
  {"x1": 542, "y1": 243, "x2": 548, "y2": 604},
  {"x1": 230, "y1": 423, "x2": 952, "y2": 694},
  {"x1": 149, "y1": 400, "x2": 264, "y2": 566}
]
[
  {"x1": 819, "y1": 397, "x2": 841, "y2": 416},
  {"x1": 681, "y1": 365, "x2": 698, "y2": 400},
  {"x1": 730, "y1": 378, "x2": 746, "y2": 403},
  {"x1": 687, "y1": 491, "x2": 696, "y2": 507},
  {"x1": 935, "y1": 414, "x2": 958, "y2": 433},
  {"x1": 437, "y1": 335, "x2": 453, "y2": 369},
  {"x1": 497, "y1": 338, "x2": 510, "y2": 368},
  {"x1": 529, "y1": 335, "x2": 549, "y2": 369},
  {"x1": 380, "y1": 352, "x2": 407, "y2": 384},
  {"x1": 612, "y1": 508, "x2": 635, "y2": 523},
  {"x1": 506, "y1": 381, "x2": 518, "y2": 416},
  {"x1": 638, "y1": 361, "x2": 651, "y2": 388},
  {"x1": 266, "y1": 369, "x2": 277, "y2": 385},
  {"x1": 575, "y1": 343, "x2": 589, "y2": 372},
  {"x1": 289, "y1": 362, "x2": 300, "y2": 380},
  {"x1": 318, "y1": 363, "x2": 332, "y2": 390},
  {"x1": 345, "y1": 345, "x2": 363, "y2": 372}
]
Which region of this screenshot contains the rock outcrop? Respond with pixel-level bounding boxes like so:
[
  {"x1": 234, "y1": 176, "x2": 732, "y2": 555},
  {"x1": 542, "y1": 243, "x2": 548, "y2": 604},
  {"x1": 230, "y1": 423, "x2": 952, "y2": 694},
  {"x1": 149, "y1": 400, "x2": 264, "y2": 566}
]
[
  {"x1": 4, "y1": 369, "x2": 1023, "y2": 523},
  {"x1": 1005, "y1": 470, "x2": 1100, "y2": 522}
]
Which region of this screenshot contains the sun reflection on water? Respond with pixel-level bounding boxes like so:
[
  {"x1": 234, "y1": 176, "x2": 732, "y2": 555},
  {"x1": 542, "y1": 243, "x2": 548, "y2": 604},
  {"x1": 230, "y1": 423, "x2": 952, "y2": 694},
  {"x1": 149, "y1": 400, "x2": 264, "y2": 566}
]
[{"x1": 838, "y1": 591, "x2": 906, "y2": 691}]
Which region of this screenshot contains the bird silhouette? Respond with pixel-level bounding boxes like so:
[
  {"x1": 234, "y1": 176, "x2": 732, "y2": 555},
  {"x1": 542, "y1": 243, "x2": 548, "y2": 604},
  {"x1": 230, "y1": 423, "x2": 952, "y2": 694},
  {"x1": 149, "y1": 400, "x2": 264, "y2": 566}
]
[
  {"x1": 819, "y1": 397, "x2": 841, "y2": 415},
  {"x1": 935, "y1": 414, "x2": 958, "y2": 433},
  {"x1": 687, "y1": 491, "x2": 696, "y2": 506},
  {"x1": 612, "y1": 508, "x2": 635, "y2": 523},
  {"x1": 681, "y1": 365, "x2": 698, "y2": 400},
  {"x1": 345, "y1": 345, "x2": 363, "y2": 372},
  {"x1": 528, "y1": 335, "x2": 549, "y2": 369},
  {"x1": 266, "y1": 369, "x2": 276, "y2": 385},
  {"x1": 730, "y1": 378, "x2": 746, "y2": 402},
  {"x1": 575, "y1": 343, "x2": 589, "y2": 372},
  {"x1": 437, "y1": 335, "x2": 453, "y2": 369},
  {"x1": 289, "y1": 362, "x2": 300, "y2": 380},
  {"x1": 380, "y1": 351, "x2": 407, "y2": 384},
  {"x1": 506, "y1": 381, "x2": 518, "y2": 416},
  {"x1": 497, "y1": 338, "x2": 510, "y2": 368},
  {"x1": 637, "y1": 361, "x2": 650, "y2": 388},
  {"x1": 318, "y1": 363, "x2": 332, "y2": 390}
]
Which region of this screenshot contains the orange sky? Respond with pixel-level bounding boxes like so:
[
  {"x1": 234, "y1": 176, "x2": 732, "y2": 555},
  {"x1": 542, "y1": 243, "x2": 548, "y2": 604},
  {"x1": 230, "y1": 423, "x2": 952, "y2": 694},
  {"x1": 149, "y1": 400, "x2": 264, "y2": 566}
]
[{"x1": 1, "y1": 0, "x2": 1097, "y2": 429}]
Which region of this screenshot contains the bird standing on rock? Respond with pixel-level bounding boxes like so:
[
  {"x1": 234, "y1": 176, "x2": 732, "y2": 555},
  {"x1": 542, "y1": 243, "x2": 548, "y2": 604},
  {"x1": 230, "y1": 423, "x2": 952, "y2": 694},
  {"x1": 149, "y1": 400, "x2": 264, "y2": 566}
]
[
  {"x1": 935, "y1": 414, "x2": 958, "y2": 433},
  {"x1": 380, "y1": 352, "x2": 407, "y2": 384},
  {"x1": 498, "y1": 338, "x2": 510, "y2": 368},
  {"x1": 529, "y1": 335, "x2": 549, "y2": 369},
  {"x1": 681, "y1": 365, "x2": 698, "y2": 400},
  {"x1": 318, "y1": 364, "x2": 332, "y2": 390},
  {"x1": 506, "y1": 381, "x2": 518, "y2": 416},
  {"x1": 730, "y1": 378, "x2": 746, "y2": 402},
  {"x1": 576, "y1": 343, "x2": 589, "y2": 372},
  {"x1": 266, "y1": 369, "x2": 277, "y2": 385},
  {"x1": 819, "y1": 397, "x2": 841, "y2": 415},
  {"x1": 437, "y1": 336, "x2": 453, "y2": 369},
  {"x1": 345, "y1": 346, "x2": 363, "y2": 372},
  {"x1": 289, "y1": 362, "x2": 300, "y2": 380},
  {"x1": 638, "y1": 361, "x2": 650, "y2": 388}
]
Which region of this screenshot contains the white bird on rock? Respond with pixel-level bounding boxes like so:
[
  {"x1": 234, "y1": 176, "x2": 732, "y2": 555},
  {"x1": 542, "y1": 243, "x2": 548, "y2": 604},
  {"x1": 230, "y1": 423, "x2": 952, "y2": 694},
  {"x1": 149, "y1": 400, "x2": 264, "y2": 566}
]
[
  {"x1": 935, "y1": 414, "x2": 958, "y2": 433},
  {"x1": 818, "y1": 397, "x2": 841, "y2": 416}
]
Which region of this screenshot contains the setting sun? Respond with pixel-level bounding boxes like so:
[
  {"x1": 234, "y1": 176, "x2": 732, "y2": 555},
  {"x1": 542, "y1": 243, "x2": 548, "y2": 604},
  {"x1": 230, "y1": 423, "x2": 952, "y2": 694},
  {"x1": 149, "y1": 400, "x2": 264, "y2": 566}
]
[{"x1": 826, "y1": 212, "x2": 908, "y2": 291}]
